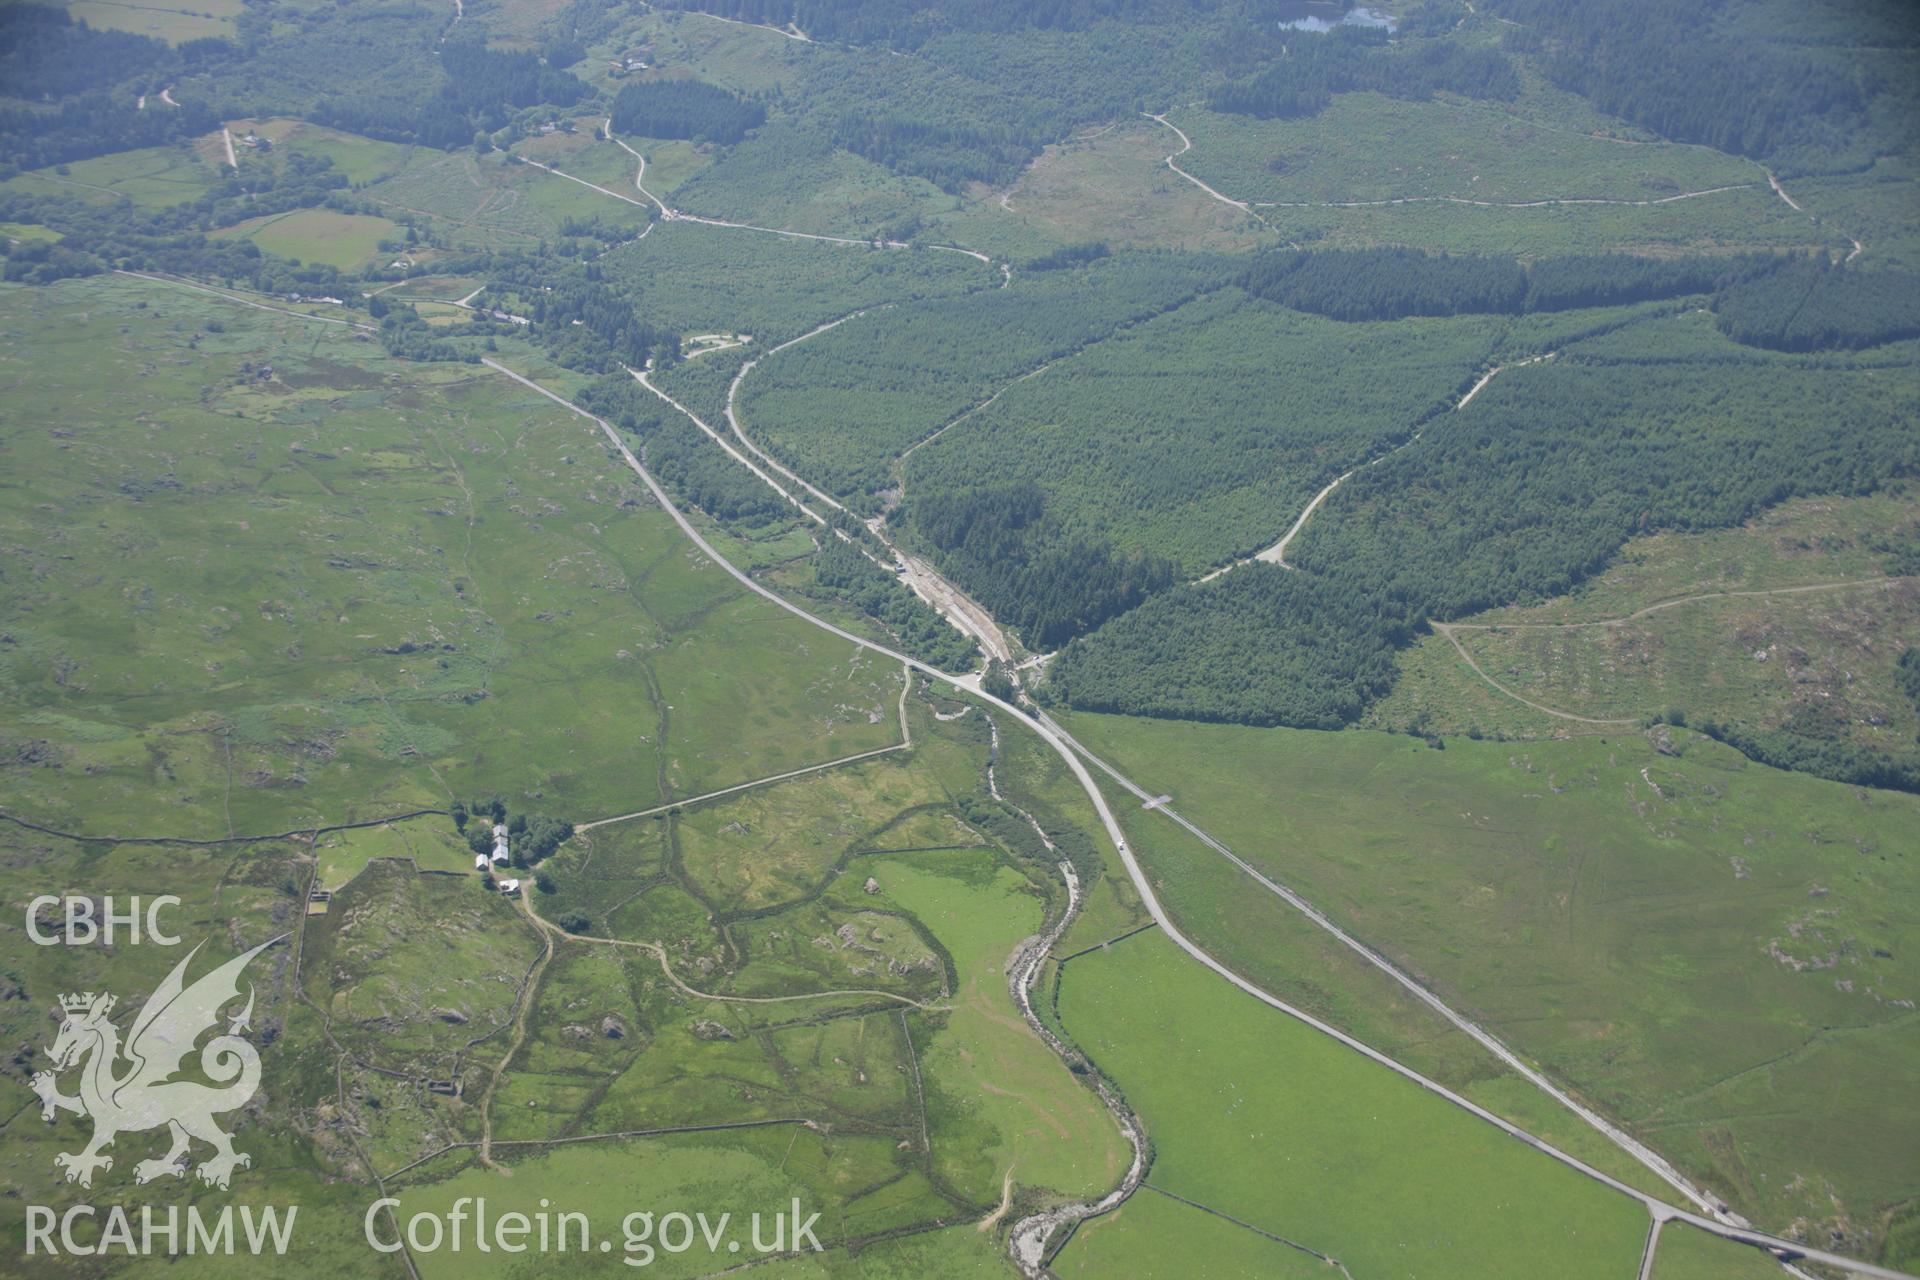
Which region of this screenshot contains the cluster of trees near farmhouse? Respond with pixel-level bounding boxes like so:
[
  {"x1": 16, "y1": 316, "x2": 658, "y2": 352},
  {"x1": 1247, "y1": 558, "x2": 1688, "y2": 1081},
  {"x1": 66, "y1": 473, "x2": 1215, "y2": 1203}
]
[
  {"x1": 372, "y1": 301, "x2": 466, "y2": 365},
  {"x1": 519, "y1": 274, "x2": 669, "y2": 371},
  {"x1": 382, "y1": 241, "x2": 679, "y2": 369},
  {"x1": 452, "y1": 798, "x2": 574, "y2": 867},
  {"x1": 422, "y1": 38, "x2": 591, "y2": 148},
  {"x1": 374, "y1": 263, "x2": 672, "y2": 373}
]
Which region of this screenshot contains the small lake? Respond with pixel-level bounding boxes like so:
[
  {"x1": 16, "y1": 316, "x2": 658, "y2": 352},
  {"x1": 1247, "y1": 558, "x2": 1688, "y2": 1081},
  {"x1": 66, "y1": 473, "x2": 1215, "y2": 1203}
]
[{"x1": 1275, "y1": 1, "x2": 1398, "y2": 33}]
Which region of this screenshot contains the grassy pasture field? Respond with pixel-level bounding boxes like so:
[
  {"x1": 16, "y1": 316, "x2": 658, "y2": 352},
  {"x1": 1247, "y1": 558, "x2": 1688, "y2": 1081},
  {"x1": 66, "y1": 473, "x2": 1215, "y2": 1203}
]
[
  {"x1": 975, "y1": 119, "x2": 1269, "y2": 254},
  {"x1": 1653, "y1": 1224, "x2": 1786, "y2": 1280},
  {"x1": 1055, "y1": 1186, "x2": 1334, "y2": 1280},
  {"x1": 669, "y1": 123, "x2": 959, "y2": 241},
  {"x1": 375, "y1": 273, "x2": 486, "y2": 303},
  {"x1": 489, "y1": 155, "x2": 652, "y2": 237},
  {"x1": 0, "y1": 275, "x2": 910, "y2": 840},
  {"x1": 1165, "y1": 95, "x2": 1839, "y2": 256},
  {"x1": 530, "y1": 122, "x2": 716, "y2": 219},
  {"x1": 1, "y1": 220, "x2": 60, "y2": 243},
  {"x1": 588, "y1": 10, "x2": 805, "y2": 100},
  {"x1": 311, "y1": 813, "x2": 477, "y2": 890},
  {"x1": 874, "y1": 851, "x2": 1127, "y2": 1204},
  {"x1": 1, "y1": 143, "x2": 221, "y2": 209},
  {"x1": 462, "y1": 0, "x2": 572, "y2": 44},
  {"x1": 1792, "y1": 155, "x2": 1920, "y2": 271},
  {"x1": 534, "y1": 818, "x2": 679, "y2": 942},
  {"x1": 360, "y1": 149, "x2": 648, "y2": 249},
  {"x1": 410, "y1": 299, "x2": 478, "y2": 326},
  {"x1": 215, "y1": 207, "x2": 400, "y2": 270},
  {"x1": 607, "y1": 219, "x2": 990, "y2": 348},
  {"x1": 673, "y1": 755, "x2": 947, "y2": 913},
  {"x1": 1075, "y1": 757, "x2": 1687, "y2": 1202},
  {"x1": 1058, "y1": 710, "x2": 1920, "y2": 1253},
  {"x1": 1174, "y1": 95, "x2": 1761, "y2": 206},
  {"x1": 1053, "y1": 930, "x2": 1650, "y2": 1279},
  {"x1": 63, "y1": 0, "x2": 244, "y2": 43},
  {"x1": 1253, "y1": 184, "x2": 1839, "y2": 258},
  {"x1": 623, "y1": 135, "x2": 711, "y2": 196},
  {"x1": 509, "y1": 123, "x2": 657, "y2": 196},
  {"x1": 225, "y1": 118, "x2": 418, "y2": 186},
  {"x1": 1440, "y1": 577, "x2": 1917, "y2": 741}
]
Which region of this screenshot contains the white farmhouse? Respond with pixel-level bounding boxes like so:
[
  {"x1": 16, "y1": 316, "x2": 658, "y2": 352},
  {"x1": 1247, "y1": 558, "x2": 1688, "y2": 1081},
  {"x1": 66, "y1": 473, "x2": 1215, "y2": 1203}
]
[{"x1": 497, "y1": 879, "x2": 521, "y2": 896}]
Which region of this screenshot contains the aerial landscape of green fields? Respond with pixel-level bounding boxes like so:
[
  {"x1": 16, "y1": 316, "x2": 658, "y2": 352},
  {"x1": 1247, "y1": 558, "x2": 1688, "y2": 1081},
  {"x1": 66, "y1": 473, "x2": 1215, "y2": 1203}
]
[{"x1": 1, "y1": 0, "x2": 1916, "y2": 1276}]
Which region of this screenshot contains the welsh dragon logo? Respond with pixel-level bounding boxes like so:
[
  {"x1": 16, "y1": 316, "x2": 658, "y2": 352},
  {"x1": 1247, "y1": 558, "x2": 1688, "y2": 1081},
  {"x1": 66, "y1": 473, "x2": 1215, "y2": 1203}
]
[{"x1": 32, "y1": 937, "x2": 281, "y2": 1190}]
